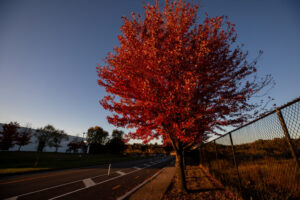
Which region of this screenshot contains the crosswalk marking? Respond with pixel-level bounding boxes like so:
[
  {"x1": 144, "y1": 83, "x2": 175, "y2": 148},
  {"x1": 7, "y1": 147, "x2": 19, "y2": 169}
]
[{"x1": 83, "y1": 178, "x2": 96, "y2": 188}]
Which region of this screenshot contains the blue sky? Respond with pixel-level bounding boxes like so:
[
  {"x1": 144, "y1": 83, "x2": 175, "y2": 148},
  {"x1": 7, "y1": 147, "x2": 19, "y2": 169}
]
[{"x1": 0, "y1": 0, "x2": 299, "y2": 137}]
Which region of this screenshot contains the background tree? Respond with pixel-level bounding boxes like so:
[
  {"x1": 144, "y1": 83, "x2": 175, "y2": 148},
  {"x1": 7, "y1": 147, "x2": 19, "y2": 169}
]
[
  {"x1": 35, "y1": 125, "x2": 55, "y2": 152},
  {"x1": 67, "y1": 141, "x2": 80, "y2": 153},
  {"x1": 107, "y1": 129, "x2": 125, "y2": 153},
  {"x1": 112, "y1": 129, "x2": 124, "y2": 139},
  {"x1": 67, "y1": 136, "x2": 87, "y2": 153},
  {"x1": 48, "y1": 130, "x2": 69, "y2": 152},
  {"x1": 67, "y1": 140, "x2": 80, "y2": 154},
  {"x1": 97, "y1": 0, "x2": 272, "y2": 192},
  {"x1": 16, "y1": 124, "x2": 32, "y2": 151},
  {"x1": 87, "y1": 126, "x2": 109, "y2": 154},
  {"x1": 0, "y1": 122, "x2": 19, "y2": 150},
  {"x1": 163, "y1": 143, "x2": 173, "y2": 155},
  {"x1": 79, "y1": 140, "x2": 88, "y2": 154}
]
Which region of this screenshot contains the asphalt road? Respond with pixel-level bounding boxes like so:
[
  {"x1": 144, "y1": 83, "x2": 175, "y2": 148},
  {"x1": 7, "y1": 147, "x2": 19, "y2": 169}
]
[{"x1": 0, "y1": 156, "x2": 173, "y2": 200}]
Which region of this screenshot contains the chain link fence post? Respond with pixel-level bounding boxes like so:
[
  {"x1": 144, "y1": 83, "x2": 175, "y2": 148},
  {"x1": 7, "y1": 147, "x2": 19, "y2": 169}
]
[
  {"x1": 214, "y1": 140, "x2": 218, "y2": 160},
  {"x1": 276, "y1": 108, "x2": 300, "y2": 170},
  {"x1": 199, "y1": 145, "x2": 202, "y2": 165},
  {"x1": 229, "y1": 132, "x2": 242, "y2": 191},
  {"x1": 214, "y1": 140, "x2": 220, "y2": 173}
]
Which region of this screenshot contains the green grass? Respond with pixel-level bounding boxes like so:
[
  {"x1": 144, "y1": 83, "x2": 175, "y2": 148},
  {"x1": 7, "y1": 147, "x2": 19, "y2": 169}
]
[{"x1": 0, "y1": 151, "x2": 144, "y2": 175}]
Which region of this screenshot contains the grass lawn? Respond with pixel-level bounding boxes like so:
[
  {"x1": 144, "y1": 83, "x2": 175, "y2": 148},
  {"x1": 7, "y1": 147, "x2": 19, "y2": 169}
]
[{"x1": 0, "y1": 151, "x2": 144, "y2": 175}]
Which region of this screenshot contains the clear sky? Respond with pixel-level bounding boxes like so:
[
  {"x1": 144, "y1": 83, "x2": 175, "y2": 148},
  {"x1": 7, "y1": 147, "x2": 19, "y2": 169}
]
[{"x1": 1, "y1": 0, "x2": 300, "y2": 137}]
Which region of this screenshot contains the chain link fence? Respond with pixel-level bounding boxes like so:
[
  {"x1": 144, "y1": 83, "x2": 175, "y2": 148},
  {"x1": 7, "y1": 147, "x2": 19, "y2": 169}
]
[{"x1": 199, "y1": 97, "x2": 300, "y2": 200}]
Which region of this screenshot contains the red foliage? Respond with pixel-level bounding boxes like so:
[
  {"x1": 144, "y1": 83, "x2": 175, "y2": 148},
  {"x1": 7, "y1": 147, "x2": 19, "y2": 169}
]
[{"x1": 97, "y1": 0, "x2": 271, "y2": 147}]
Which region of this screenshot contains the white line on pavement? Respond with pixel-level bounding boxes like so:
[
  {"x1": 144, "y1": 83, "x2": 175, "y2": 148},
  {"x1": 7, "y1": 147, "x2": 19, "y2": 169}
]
[
  {"x1": 49, "y1": 159, "x2": 168, "y2": 200},
  {"x1": 116, "y1": 171, "x2": 126, "y2": 176},
  {"x1": 116, "y1": 168, "x2": 165, "y2": 200},
  {"x1": 3, "y1": 173, "x2": 110, "y2": 200},
  {"x1": 5, "y1": 158, "x2": 170, "y2": 200},
  {"x1": 83, "y1": 178, "x2": 96, "y2": 188},
  {"x1": 4, "y1": 197, "x2": 17, "y2": 200}
]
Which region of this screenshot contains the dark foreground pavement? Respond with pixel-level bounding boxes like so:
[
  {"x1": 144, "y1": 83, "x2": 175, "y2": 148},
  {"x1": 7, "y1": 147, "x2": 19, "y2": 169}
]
[{"x1": 0, "y1": 156, "x2": 173, "y2": 200}]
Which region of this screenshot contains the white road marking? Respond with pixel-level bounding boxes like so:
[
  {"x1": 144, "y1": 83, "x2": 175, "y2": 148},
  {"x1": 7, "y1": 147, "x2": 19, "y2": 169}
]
[
  {"x1": 50, "y1": 170, "x2": 137, "y2": 200},
  {"x1": 83, "y1": 178, "x2": 96, "y2": 188},
  {"x1": 116, "y1": 171, "x2": 126, "y2": 176},
  {"x1": 5, "y1": 158, "x2": 171, "y2": 200},
  {"x1": 3, "y1": 173, "x2": 107, "y2": 200},
  {"x1": 4, "y1": 197, "x2": 18, "y2": 200},
  {"x1": 50, "y1": 159, "x2": 169, "y2": 199},
  {"x1": 116, "y1": 168, "x2": 165, "y2": 200}
]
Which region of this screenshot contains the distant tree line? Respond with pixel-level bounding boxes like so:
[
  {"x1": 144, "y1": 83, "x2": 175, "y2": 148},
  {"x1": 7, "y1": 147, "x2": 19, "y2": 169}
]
[
  {"x1": 68, "y1": 126, "x2": 171, "y2": 155},
  {"x1": 124, "y1": 143, "x2": 172, "y2": 155},
  {"x1": 73, "y1": 126, "x2": 126, "y2": 154},
  {"x1": 0, "y1": 122, "x2": 68, "y2": 152},
  {"x1": 35, "y1": 125, "x2": 68, "y2": 152},
  {"x1": 0, "y1": 122, "x2": 170, "y2": 155},
  {"x1": 0, "y1": 122, "x2": 32, "y2": 151},
  {"x1": 0, "y1": 122, "x2": 127, "y2": 154},
  {"x1": 198, "y1": 137, "x2": 300, "y2": 165}
]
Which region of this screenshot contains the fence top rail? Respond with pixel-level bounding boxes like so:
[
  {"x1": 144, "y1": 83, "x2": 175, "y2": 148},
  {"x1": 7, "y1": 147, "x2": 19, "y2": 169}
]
[{"x1": 209, "y1": 96, "x2": 300, "y2": 144}]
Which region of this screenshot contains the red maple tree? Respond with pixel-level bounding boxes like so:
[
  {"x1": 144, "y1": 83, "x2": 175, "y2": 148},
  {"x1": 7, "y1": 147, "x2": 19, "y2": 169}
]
[{"x1": 97, "y1": 0, "x2": 272, "y2": 192}]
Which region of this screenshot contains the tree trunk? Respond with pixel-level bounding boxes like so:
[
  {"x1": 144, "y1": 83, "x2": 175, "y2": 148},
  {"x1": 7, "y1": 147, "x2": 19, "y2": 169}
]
[
  {"x1": 168, "y1": 134, "x2": 188, "y2": 193},
  {"x1": 182, "y1": 150, "x2": 186, "y2": 170},
  {"x1": 175, "y1": 149, "x2": 187, "y2": 193},
  {"x1": 34, "y1": 151, "x2": 40, "y2": 167}
]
